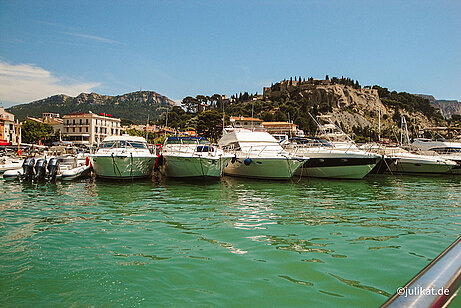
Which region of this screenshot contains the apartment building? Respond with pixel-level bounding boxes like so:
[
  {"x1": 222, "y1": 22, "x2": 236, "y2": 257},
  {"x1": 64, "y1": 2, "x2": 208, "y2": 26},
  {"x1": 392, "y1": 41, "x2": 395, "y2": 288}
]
[
  {"x1": 0, "y1": 107, "x2": 21, "y2": 145},
  {"x1": 62, "y1": 112, "x2": 121, "y2": 145}
]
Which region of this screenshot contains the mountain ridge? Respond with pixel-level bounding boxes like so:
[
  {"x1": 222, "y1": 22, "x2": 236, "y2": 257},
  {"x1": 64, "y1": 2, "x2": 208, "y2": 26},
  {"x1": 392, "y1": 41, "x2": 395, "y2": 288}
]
[
  {"x1": 415, "y1": 94, "x2": 461, "y2": 118},
  {"x1": 7, "y1": 91, "x2": 176, "y2": 123}
]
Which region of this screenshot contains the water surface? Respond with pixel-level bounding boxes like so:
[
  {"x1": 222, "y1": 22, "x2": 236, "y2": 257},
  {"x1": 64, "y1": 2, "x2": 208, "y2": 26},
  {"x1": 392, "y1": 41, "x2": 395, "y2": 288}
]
[{"x1": 1, "y1": 175, "x2": 460, "y2": 306}]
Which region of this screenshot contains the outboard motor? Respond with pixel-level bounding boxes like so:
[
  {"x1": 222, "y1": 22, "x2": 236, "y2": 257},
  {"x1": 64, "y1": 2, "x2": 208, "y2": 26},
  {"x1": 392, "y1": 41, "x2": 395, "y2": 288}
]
[
  {"x1": 34, "y1": 159, "x2": 48, "y2": 181},
  {"x1": 22, "y1": 158, "x2": 36, "y2": 181},
  {"x1": 47, "y1": 158, "x2": 60, "y2": 181}
]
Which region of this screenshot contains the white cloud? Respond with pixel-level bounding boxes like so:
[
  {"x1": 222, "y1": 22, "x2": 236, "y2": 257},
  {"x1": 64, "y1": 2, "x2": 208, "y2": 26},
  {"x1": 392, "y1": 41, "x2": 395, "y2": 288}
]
[
  {"x1": 63, "y1": 32, "x2": 122, "y2": 45},
  {"x1": 0, "y1": 61, "x2": 100, "y2": 104}
]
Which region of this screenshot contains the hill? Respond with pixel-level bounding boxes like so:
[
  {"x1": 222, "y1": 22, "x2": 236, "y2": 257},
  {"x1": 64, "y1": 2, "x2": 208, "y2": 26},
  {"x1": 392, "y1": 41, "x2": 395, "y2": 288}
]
[
  {"x1": 226, "y1": 78, "x2": 445, "y2": 139},
  {"x1": 165, "y1": 77, "x2": 447, "y2": 141},
  {"x1": 6, "y1": 91, "x2": 176, "y2": 123}
]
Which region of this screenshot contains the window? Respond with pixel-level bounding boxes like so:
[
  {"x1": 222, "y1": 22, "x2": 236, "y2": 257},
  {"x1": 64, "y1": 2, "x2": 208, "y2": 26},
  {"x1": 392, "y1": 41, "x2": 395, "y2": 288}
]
[
  {"x1": 86, "y1": 119, "x2": 89, "y2": 125},
  {"x1": 79, "y1": 127, "x2": 82, "y2": 132},
  {"x1": 79, "y1": 119, "x2": 82, "y2": 124},
  {"x1": 73, "y1": 119, "x2": 75, "y2": 124},
  {"x1": 73, "y1": 128, "x2": 75, "y2": 132},
  {"x1": 86, "y1": 127, "x2": 88, "y2": 132}
]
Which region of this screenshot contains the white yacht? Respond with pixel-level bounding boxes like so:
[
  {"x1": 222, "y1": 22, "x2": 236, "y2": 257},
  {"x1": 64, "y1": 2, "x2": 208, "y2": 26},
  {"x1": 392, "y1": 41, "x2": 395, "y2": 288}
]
[
  {"x1": 159, "y1": 137, "x2": 233, "y2": 178},
  {"x1": 218, "y1": 128, "x2": 307, "y2": 179},
  {"x1": 91, "y1": 135, "x2": 155, "y2": 179},
  {"x1": 364, "y1": 145, "x2": 457, "y2": 175},
  {"x1": 410, "y1": 138, "x2": 461, "y2": 174},
  {"x1": 411, "y1": 137, "x2": 461, "y2": 154},
  {"x1": 285, "y1": 137, "x2": 381, "y2": 179}
]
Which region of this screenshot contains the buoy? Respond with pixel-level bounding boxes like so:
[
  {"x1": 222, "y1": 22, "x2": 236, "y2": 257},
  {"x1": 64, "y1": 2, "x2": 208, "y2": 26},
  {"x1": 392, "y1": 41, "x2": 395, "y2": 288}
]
[{"x1": 244, "y1": 158, "x2": 252, "y2": 166}]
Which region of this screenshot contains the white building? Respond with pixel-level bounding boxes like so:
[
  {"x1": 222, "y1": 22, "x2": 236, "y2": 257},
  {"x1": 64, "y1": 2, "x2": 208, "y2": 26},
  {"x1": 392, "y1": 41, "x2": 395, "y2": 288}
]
[
  {"x1": 62, "y1": 112, "x2": 121, "y2": 145},
  {"x1": 0, "y1": 107, "x2": 21, "y2": 145},
  {"x1": 230, "y1": 116, "x2": 263, "y2": 129}
]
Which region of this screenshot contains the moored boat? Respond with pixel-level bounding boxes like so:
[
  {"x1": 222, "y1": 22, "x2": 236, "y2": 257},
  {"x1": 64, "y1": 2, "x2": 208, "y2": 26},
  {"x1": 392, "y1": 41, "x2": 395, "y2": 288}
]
[
  {"x1": 364, "y1": 145, "x2": 457, "y2": 175},
  {"x1": 0, "y1": 156, "x2": 23, "y2": 174},
  {"x1": 159, "y1": 136, "x2": 233, "y2": 178},
  {"x1": 285, "y1": 137, "x2": 381, "y2": 179},
  {"x1": 218, "y1": 128, "x2": 307, "y2": 179},
  {"x1": 91, "y1": 135, "x2": 155, "y2": 179}
]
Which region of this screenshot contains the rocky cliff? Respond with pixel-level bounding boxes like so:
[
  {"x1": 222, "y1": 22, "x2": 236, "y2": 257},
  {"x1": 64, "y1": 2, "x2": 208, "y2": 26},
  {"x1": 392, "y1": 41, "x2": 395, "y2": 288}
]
[
  {"x1": 257, "y1": 79, "x2": 443, "y2": 138},
  {"x1": 7, "y1": 91, "x2": 176, "y2": 123},
  {"x1": 415, "y1": 94, "x2": 461, "y2": 118}
]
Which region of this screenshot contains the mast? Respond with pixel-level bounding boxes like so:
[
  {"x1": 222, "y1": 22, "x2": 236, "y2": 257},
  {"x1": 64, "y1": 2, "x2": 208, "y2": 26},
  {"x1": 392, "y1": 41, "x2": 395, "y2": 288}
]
[
  {"x1": 378, "y1": 108, "x2": 381, "y2": 142},
  {"x1": 251, "y1": 103, "x2": 254, "y2": 131},
  {"x1": 145, "y1": 114, "x2": 149, "y2": 142}
]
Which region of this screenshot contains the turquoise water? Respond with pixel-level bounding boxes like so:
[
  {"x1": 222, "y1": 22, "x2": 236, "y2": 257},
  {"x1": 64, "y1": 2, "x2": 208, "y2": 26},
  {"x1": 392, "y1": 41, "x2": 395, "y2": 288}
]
[{"x1": 1, "y1": 175, "x2": 460, "y2": 307}]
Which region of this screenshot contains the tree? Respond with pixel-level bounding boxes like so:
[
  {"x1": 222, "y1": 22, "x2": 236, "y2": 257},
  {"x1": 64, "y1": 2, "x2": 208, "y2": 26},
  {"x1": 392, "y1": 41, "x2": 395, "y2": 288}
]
[
  {"x1": 196, "y1": 110, "x2": 224, "y2": 142},
  {"x1": 21, "y1": 120, "x2": 54, "y2": 144},
  {"x1": 182, "y1": 96, "x2": 198, "y2": 113}
]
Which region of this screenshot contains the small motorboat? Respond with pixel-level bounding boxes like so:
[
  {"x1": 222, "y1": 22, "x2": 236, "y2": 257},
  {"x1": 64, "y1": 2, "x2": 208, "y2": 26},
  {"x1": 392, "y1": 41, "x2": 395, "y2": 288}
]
[
  {"x1": 58, "y1": 154, "x2": 92, "y2": 181},
  {"x1": 0, "y1": 156, "x2": 23, "y2": 174},
  {"x1": 2, "y1": 155, "x2": 92, "y2": 181}
]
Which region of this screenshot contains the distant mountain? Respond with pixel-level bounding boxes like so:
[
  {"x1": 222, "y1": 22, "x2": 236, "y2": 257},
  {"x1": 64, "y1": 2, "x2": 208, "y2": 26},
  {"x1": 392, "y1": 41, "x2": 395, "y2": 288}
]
[
  {"x1": 7, "y1": 91, "x2": 176, "y2": 123},
  {"x1": 415, "y1": 94, "x2": 461, "y2": 118}
]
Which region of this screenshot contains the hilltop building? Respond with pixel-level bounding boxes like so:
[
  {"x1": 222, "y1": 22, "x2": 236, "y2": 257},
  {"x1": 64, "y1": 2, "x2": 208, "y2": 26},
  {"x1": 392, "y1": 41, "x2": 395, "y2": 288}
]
[
  {"x1": 62, "y1": 112, "x2": 121, "y2": 145},
  {"x1": 0, "y1": 107, "x2": 21, "y2": 145}
]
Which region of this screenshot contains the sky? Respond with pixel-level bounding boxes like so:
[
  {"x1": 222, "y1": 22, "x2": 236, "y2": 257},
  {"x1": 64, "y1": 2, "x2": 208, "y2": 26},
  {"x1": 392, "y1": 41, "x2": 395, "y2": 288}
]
[{"x1": 0, "y1": 0, "x2": 460, "y2": 108}]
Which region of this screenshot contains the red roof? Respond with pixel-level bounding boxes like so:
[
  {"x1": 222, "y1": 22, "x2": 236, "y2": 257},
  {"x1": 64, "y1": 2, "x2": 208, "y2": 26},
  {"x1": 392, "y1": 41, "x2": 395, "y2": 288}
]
[{"x1": 230, "y1": 116, "x2": 263, "y2": 122}]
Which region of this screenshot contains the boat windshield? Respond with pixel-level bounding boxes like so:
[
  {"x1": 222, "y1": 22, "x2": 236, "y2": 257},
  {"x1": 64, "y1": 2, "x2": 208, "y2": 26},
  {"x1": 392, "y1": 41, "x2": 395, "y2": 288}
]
[
  {"x1": 166, "y1": 138, "x2": 210, "y2": 145},
  {"x1": 100, "y1": 140, "x2": 148, "y2": 149}
]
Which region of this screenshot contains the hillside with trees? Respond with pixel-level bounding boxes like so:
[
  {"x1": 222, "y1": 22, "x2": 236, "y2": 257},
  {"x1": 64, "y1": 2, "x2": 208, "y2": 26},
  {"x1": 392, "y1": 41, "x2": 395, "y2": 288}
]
[{"x1": 7, "y1": 91, "x2": 176, "y2": 124}]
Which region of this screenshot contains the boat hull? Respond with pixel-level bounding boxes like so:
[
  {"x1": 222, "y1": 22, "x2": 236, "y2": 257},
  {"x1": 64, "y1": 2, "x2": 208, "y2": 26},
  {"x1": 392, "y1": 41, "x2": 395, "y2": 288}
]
[
  {"x1": 92, "y1": 155, "x2": 155, "y2": 179},
  {"x1": 388, "y1": 158, "x2": 455, "y2": 174},
  {"x1": 295, "y1": 157, "x2": 379, "y2": 179},
  {"x1": 223, "y1": 157, "x2": 304, "y2": 179},
  {"x1": 162, "y1": 155, "x2": 231, "y2": 178},
  {"x1": 61, "y1": 165, "x2": 93, "y2": 181}
]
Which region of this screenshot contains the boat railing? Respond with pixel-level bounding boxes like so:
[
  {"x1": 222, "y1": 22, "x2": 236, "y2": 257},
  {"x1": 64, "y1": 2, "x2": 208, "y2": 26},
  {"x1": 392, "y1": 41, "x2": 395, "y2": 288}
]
[{"x1": 381, "y1": 236, "x2": 461, "y2": 308}]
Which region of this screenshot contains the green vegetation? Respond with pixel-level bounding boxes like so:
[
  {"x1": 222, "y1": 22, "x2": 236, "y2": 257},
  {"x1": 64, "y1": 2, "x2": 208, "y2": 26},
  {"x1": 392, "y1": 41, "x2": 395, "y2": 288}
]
[
  {"x1": 21, "y1": 120, "x2": 54, "y2": 144},
  {"x1": 196, "y1": 110, "x2": 226, "y2": 142},
  {"x1": 372, "y1": 86, "x2": 443, "y2": 122},
  {"x1": 124, "y1": 128, "x2": 157, "y2": 144}
]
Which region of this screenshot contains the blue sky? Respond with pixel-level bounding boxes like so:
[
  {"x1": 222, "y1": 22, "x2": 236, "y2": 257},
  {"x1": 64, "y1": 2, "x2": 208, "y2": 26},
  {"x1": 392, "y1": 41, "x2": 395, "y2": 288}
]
[{"x1": 0, "y1": 0, "x2": 460, "y2": 108}]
